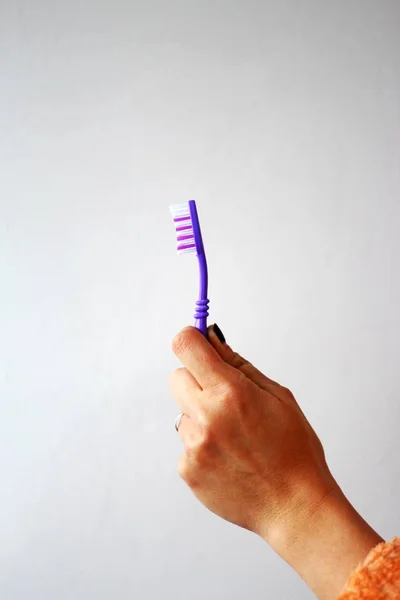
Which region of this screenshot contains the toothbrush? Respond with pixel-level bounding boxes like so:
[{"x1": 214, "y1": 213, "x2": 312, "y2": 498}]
[{"x1": 169, "y1": 200, "x2": 209, "y2": 337}]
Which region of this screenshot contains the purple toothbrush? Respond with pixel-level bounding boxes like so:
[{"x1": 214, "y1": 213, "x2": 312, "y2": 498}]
[{"x1": 169, "y1": 200, "x2": 209, "y2": 337}]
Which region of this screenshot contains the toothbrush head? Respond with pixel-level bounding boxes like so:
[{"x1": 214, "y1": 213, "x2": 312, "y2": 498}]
[{"x1": 169, "y1": 200, "x2": 204, "y2": 256}]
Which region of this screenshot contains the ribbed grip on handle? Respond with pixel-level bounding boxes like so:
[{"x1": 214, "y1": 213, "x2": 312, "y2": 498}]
[
  {"x1": 194, "y1": 299, "x2": 210, "y2": 320},
  {"x1": 193, "y1": 299, "x2": 210, "y2": 337}
]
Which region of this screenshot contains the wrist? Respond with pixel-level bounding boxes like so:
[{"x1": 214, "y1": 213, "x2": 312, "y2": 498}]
[{"x1": 262, "y1": 479, "x2": 383, "y2": 600}]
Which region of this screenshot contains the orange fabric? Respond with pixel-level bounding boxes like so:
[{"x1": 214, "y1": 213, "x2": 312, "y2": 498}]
[{"x1": 338, "y1": 538, "x2": 400, "y2": 599}]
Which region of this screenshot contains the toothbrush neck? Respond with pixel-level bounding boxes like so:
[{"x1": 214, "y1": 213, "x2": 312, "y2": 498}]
[{"x1": 198, "y1": 251, "x2": 208, "y2": 300}]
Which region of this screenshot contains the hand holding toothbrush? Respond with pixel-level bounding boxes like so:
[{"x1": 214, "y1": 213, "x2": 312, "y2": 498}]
[{"x1": 169, "y1": 325, "x2": 383, "y2": 600}]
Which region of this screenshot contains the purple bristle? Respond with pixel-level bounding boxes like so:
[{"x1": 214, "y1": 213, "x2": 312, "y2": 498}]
[
  {"x1": 177, "y1": 234, "x2": 194, "y2": 241},
  {"x1": 177, "y1": 243, "x2": 196, "y2": 251},
  {"x1": 174, "y1": 216, "x2": 191, "y2": 222}
]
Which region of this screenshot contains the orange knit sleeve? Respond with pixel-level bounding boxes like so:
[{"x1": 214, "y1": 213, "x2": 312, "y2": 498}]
[{"x1": 337, "y1": 538, "x2": 400, "y2": 599}]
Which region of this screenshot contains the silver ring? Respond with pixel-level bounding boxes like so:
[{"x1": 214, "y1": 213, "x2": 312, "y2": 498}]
[{"x1": 174, "y1": 413, "x2": 184, "y2": 432}]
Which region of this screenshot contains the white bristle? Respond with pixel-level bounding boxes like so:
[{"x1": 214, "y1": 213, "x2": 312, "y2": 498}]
[
  {"x1": 177, "y1": 245, "x2": 196, "y2": 255},
  {"x1": 169, "y1": 203, "x2": 192, "y2": 219},
  {"x1": 169, "y1": 202, "x2": 197, "y2": 255}
]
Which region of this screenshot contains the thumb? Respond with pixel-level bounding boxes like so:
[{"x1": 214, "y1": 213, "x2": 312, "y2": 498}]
[{"x1": 207, "y1": 324, "x2": 279, "y2": 391}]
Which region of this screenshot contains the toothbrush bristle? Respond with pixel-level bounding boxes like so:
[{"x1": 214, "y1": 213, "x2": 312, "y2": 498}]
[{"x1": 169, "y1": 203, "x2": 196, "y2": 255}]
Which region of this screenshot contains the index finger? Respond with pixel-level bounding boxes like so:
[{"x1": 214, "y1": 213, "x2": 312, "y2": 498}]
[{"x1": 172, "y1": 326, "x2": 231, "y2": 388}]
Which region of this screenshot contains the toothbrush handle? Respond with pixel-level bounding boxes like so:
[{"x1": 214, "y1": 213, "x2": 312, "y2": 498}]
[
  {"x1": 189, "y1": 200, "x2": 209, "y2": 337},
  {"x1": 194, "y1": 299, "x2": 210, "y2": 337}
]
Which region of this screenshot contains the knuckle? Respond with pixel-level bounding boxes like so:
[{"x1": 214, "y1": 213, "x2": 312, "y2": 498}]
[
  {"x1": 216, "y1": 380, "x2": 240, "y2": 410},
  {"x1": 189, "y1": 422, "x2": 215, "y2": 453},
  {"x1": 185, "y1": 420, "x2": 216, "y2": 463},
  {"x1": 198, "y1": 409, "x2": 224, "y2": 441},
  {"x1": 177, "y1": 455, "x2": 189, "y2": 481},
  {"x1": 178, "y1": 455, "x2": 197, "y2": 488},
  {"x1": 197, "y1": 425, "x2": 215, "y2": 451},
  {"x1": 215, "y1": 377, "x2": 251, "y2": 418},
  {"x1": 219, "y1": 380, "x2": 237, "y2": 402},
  {"x1": 168, "y1": 369, "x2": 179, "y2": 391},
  {"x1": 281, "y1": 386, "x2": 295, "y2": 400},
  {"x1": 190, "y1": 441, "x2": 213, "y2": 470},
  {"x1": 168, "y1": 367, "x2": 186, "y2": 392},
  {"x1": 197, "y1": 407, "x2": 212, "y2": 429}
]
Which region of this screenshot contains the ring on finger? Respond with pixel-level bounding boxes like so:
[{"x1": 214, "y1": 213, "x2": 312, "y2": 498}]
[{"x1": 174, "y1": 413, "x2": 185, "y2": 432}]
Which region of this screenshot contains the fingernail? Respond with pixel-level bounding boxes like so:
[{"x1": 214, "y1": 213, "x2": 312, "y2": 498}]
[{"x1": 213, "y1": 323, "x2": 226, "y2": 344}]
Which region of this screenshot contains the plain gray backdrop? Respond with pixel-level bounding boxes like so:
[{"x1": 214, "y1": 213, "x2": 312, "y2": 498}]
[{"x1": 1, "y1": 1, "x2": 399, "y2": 599}]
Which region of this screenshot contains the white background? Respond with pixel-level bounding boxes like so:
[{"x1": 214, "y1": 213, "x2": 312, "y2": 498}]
[{"x1": 1, "y1": 1, "x2": 399, "y2": 598}]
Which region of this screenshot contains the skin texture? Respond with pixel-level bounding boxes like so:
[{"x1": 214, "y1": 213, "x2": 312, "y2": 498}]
[{"x1": 169, "y1": 325, "x2": 383, "y2": 600}]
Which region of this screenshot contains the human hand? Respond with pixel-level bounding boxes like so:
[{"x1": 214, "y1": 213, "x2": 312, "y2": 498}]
[
  {"x1": 169, "y1": 325, "x2": 382, "y2": 600},
  {"x1": 170, "y1": 324, "x2": 335, "y2": 540}
]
